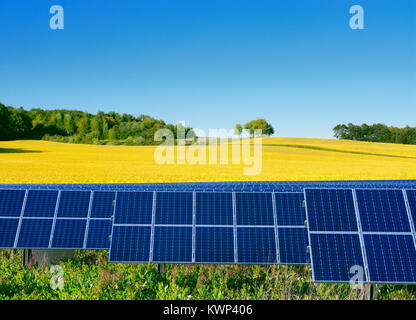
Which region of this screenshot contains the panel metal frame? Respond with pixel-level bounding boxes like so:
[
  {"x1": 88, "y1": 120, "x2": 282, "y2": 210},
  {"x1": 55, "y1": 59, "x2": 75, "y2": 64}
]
[
  {"x1": 403, "y1": 189, "x2": 416, "y2": 250},
  {"x1": 14, "y1": 190, "x2": 28, "y2": 248},
  {"x1": 271, "y1": 192, "x2": 280, "y2": 264},
  {"x1": 351, "y1": 189, "x2": 370, "y2": 283},
  {"x1": 192, "y1": 191, "x2": 196, "y2": 263},
  {"x1": 48, "y1": 190, "x2": 61, "y2": 248},
  {"x1": 83, "y1": 191, "x2": 94, "y2": 249}
]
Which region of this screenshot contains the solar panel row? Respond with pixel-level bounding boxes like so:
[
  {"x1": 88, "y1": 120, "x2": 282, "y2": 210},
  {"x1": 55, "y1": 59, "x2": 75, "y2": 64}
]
[
  {"x1": 0, "y1": 189, "x2": 113, "y2": 249},
  {"x1": 109, "y1": 191, "x2": 309, "y2": 264},
  {"x1": 109, "y1": 225, "x2": 309, "y2": 264},
  {"x1": 112, "y1": 191, "x2": 306, "y2": 226},
  {"x1": 0, "y1": 189, "x2": 309, "y2": 264},
  {"x1": 305, "y1": 188, "x2": 416, "y2": 284},
  {"x1": 1, "y1": 179, "x2": 416, "y2": 193}
]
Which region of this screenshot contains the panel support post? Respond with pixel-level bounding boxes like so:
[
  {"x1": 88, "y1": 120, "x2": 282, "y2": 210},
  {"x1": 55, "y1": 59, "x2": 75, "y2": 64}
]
[
  {"x1": 22, "y1": 249, "x2": 32, "y2": 267},
  {"x1": 158, "y1": 264, "x2": 166, "y2": 276},
  {"x1": 22, "y1": 249, "x2": 75, "y2": 268},
  {"x1": 361, "y1": 284, "x2": 377, "y2": 300}
]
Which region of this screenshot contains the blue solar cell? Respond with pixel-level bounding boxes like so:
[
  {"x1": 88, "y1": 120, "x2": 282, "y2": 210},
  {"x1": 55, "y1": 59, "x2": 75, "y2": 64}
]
[
  {"x1": 0, "y1": 190, "x2": 25, "y2": 217},
  {"x1": 196, "y1": 192, "x2": 233, "y2": 225},
  {"x1": 152, "y1": 226, "x2": 193, "y2": 263},
  {"x1": 309, "y1": 233, "x2": 366, "y2": 282},
  {"x1": 195, "y1": 227, "x2": 234, "y2": 263},
  {"x1": 17, "y1": 219, "x2": 53, "y2": 248},
  {"x1": 24, "y1": 190, "x2": 58, "y2": 217},
  {"x1": 235, "y1": 193, "x2": 274, "y2": 225},
  {"x1": 90, "y1": 191, "x2": 115, "y2": 219},
  {"x1": 57, "y1": 191, "x2": 91, "y2": 218},
  {"x1": 114, "y1": 192, "x2": 153, "y2": 224},
  {"x1": 86, "y1": 219, "x2": 112, "y2": 249},
  {"x1": 364, "y1": 234, "x2": 416, "y2": 283},
  {"x1": 237, "y1": 227, "x2": 277, "y2": 264},
  {"x1": 51, "y1": 219, "x2": 87, "y2": 248},
  {"x1": 356, "y1": 189, "x2": 410, "y2": 232},
  {"x1": 305, "y1": 189, "x2": 358, "y2": 232},
  {"x1": 278, "y1": 227, "x2": 309, "y2": 264},
  {"x1": 0, "y1": 218, "x2": 19, "y2": 247},
  {"x1": 407, "y1": 190, "x2": 416, "y2": 230},
  {"x1": 109, "y1": 226, "x2": 151, "y2": 262},
  {"x1": 275, "y1": 193, "x2": 306, "y2": 226},
  {"x1": 155, "y1": 192, "x2": 193, "y2": 225}
]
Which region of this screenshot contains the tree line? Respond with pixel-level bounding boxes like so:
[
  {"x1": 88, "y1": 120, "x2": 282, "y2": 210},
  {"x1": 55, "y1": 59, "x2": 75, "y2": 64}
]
[
  {"x1": 0, "y1": 103, "x2": 194, "y2": 145},
  {"x1": 333, "y1": 123, "x2": 416, "y2": 145}
]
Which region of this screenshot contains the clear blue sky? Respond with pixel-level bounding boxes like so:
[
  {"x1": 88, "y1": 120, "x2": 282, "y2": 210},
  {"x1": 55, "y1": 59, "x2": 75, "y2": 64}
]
[{"x1": 0, "y1": 0, "x2": 414, "y2": 138}]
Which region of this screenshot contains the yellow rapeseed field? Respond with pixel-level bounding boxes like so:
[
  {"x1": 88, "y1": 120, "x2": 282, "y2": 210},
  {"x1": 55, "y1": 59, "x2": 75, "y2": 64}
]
[{"x1": 1, "y1": 137, "x2": 416, "y2": 184}]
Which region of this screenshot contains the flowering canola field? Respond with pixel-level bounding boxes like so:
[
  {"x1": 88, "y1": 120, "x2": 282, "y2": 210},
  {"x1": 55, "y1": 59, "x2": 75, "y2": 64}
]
[{"x1": 0, "y1": 137, "x2": 416, "y2": 184}]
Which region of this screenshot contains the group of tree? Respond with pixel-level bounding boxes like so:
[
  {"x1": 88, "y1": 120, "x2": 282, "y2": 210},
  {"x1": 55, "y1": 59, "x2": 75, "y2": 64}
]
[
  {"x1": 0, "y1": 103, "x2": 194, "y2": 145},
  {"x1": 333, "y1": 123, "x2": 416, "y2": 145},
  {"x1": 235, "y1": 119, "x2": 275, "y2": 137}
]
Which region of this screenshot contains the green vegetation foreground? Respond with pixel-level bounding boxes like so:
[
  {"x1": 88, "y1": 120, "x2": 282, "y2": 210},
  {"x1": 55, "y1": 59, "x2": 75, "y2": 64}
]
[{"x1": 0, "y1": 250, "x2": 415, "y2": 300}]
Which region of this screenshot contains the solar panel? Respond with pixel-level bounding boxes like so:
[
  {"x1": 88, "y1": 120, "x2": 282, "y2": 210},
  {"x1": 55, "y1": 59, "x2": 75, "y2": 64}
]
[
  {"x1": 235, "y1": 193, "x2": 274, "y2": 225},
  {"x1": 85, "y1": 219, "x2": 112, "y2": 249},
  {"x1": 0, "y1": 189, "x2": 25, "y2": 217},
  {"x1": 90, "y1": 191, "x2": 115, "y2": 219},
  {"x1": 364, "y1": 234, "x2": 416, "y2": 283},
  {"x1": 275, "y1": 192, "x2": 306, "y2": 226},
  {"x1": 152, "y1": 226, "x2": 193, "y2": 263},
  {"x1": 23, "y1": 190, "x2": 58, "y2": 217},
  {"x1": 196, "y1": 192, "x2": 233, "y2": 225},
  {"x1": 195, "y1": 227, "x2": 234, "y2": 263},
  {"x1": 278, "y1": 227, "x2": 309, "y2": 264},
  {"x1": 57, "y1": 191, "x2": 91, "y2": 218},
  {"x1": 237, "y1": 227, "x2": 277, "y2": 264},
  {"x1": 356, "y1": 189, "x2": 411, "y2": 232},
  {"x1": 109, "y1": 226, "x2": 151, "y2": 262},
  {"x1": 114, "y1": 192, "x2": 153, "y2": 224},
  {"x1": 17, "y1": 219, "x2": 53, "y2": 248},
  {"x1": 155, "y1": 192, "x2": 193, "y2": 225},
  {"x1": 0, "y1": 218, "x2": 19, "y2": 248},
  {"x1": 406, "y1": 190, "x2": 416, "y2": 230},
  {"x1": 51, "y1": 219, "x2": 87, "y2": 248},
  {"x1": 309, "y1": 233, "x2": 366, "y2": 282},
  {"x1": 305, "y1": 189, "x2": 358, "y2": 232}
]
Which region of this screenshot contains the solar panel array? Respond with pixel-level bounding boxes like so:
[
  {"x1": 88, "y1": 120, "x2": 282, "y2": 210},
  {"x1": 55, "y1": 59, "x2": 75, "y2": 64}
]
[
  {"x1": 305, "y1": 188, "x2": 416, "y2": 284},
  {"x1": 1, "y1": 180, "x2": 416, "y2": 284}
]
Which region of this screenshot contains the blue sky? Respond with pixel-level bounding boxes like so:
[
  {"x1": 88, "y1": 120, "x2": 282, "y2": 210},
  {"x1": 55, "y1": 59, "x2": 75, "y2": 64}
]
[{"x1": 0, "y1": 0, "x2": 414, "y2": 138}]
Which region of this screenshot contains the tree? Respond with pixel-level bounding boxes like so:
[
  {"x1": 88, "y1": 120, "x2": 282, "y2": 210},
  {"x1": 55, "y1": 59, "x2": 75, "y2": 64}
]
[
  {"x1": 234, "y1": 124, "x2": 243, "y2": 136},
  {"x1": 243, "y1": 119, "x2": 274, "y2": 137},
  {"x1": 76, "y1": 114, "x2": 90, "y2": 136},
  {"x1": 0, "y1": 104, "x2": 13, "y2": 140}
]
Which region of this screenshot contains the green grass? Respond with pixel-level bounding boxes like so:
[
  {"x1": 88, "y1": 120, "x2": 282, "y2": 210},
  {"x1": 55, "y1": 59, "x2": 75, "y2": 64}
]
[{"x1": 0, "y1": 250, "x2": 415, "y2": 300}]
